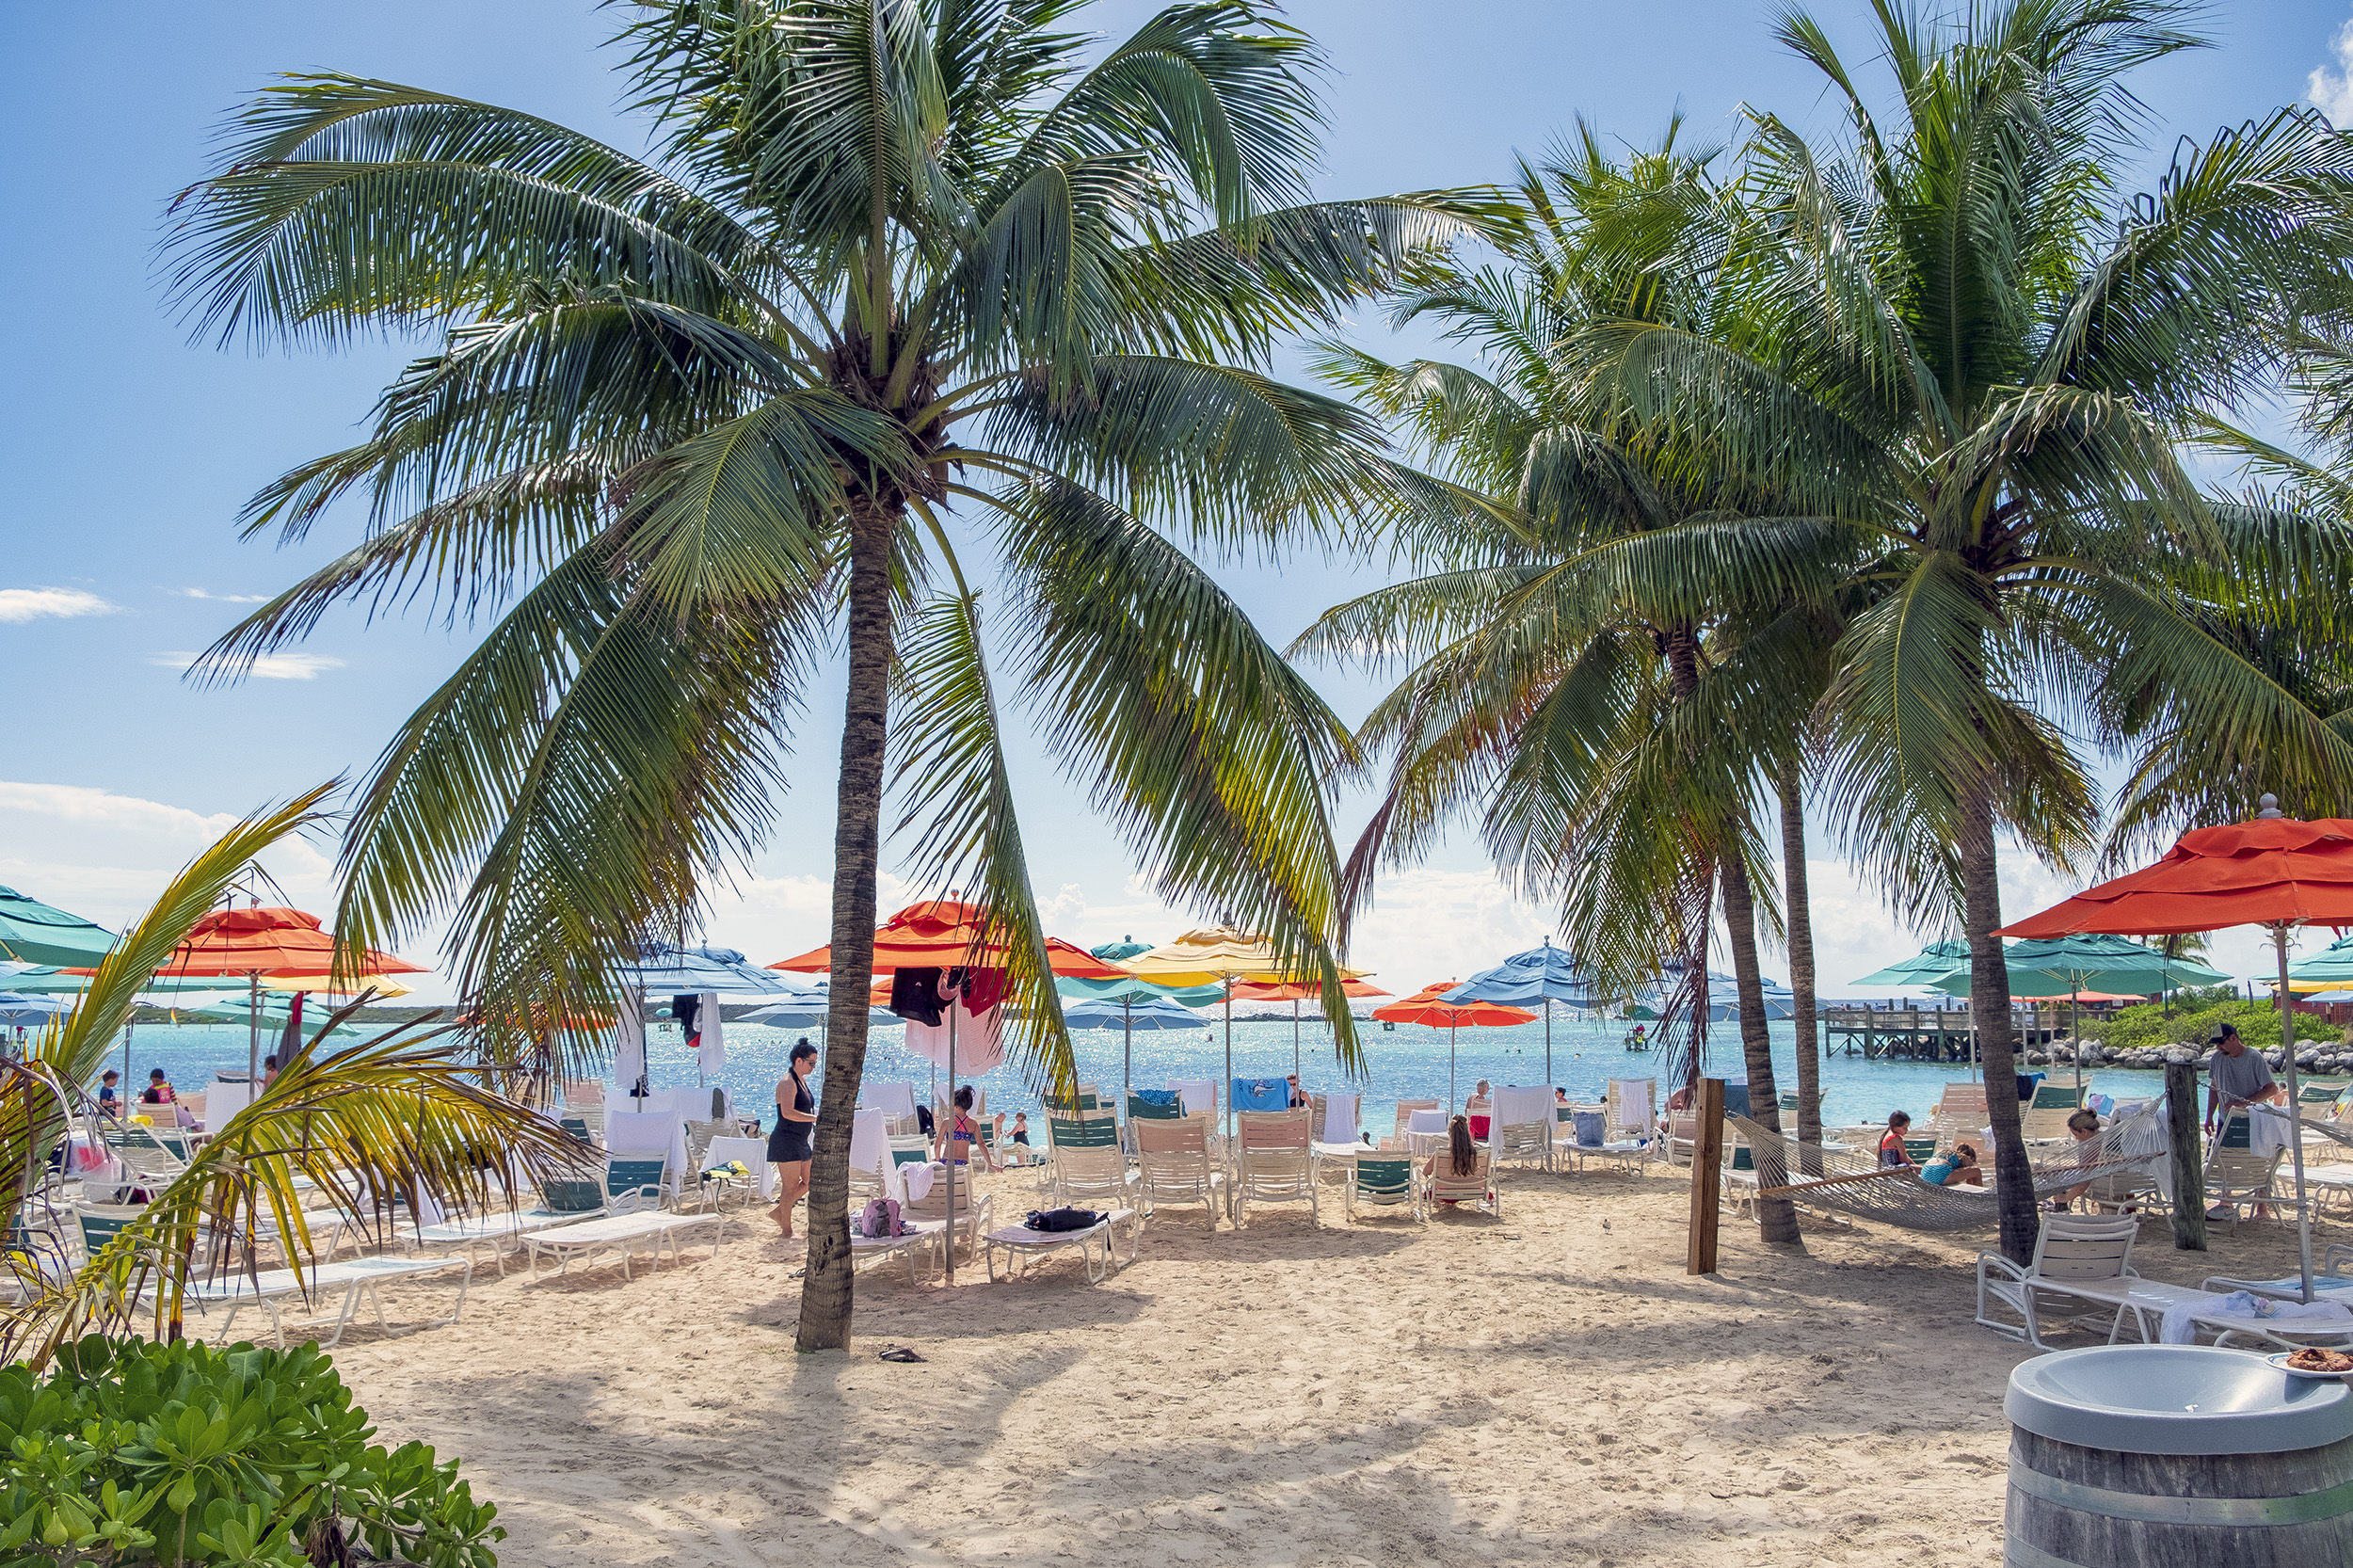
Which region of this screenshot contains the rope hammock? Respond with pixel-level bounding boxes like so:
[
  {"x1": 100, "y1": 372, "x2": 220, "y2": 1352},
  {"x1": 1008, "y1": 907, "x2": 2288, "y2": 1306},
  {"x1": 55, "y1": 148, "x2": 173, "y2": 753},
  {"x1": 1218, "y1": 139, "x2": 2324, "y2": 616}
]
[{"x1": 1721, "y1": 1101, "x2": 2169, "y2": 1233}]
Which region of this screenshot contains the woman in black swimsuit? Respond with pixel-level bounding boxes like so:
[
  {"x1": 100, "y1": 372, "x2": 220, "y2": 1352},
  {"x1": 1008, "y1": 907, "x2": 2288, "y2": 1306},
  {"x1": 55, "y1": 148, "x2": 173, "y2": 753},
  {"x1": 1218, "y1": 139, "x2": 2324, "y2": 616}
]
[{"x1": 768, "y1": 1040, "x2": 818, "y2": 1237}]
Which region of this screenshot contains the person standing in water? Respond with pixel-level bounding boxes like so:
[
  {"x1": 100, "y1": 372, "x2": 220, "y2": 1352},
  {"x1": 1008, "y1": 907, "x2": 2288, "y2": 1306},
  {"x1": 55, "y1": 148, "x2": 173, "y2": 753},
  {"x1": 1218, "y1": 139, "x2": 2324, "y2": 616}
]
[{"x1": 767, "y1": 1040, "x2": 818, "y2": 1238}]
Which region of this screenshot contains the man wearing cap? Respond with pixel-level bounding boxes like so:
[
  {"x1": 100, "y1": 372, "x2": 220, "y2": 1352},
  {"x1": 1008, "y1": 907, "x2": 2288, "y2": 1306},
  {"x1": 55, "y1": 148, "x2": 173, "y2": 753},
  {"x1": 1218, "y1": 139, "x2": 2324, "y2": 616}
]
[{"x1": 2203, "y1": 1021, "x2": 2284, "y2": 1134}]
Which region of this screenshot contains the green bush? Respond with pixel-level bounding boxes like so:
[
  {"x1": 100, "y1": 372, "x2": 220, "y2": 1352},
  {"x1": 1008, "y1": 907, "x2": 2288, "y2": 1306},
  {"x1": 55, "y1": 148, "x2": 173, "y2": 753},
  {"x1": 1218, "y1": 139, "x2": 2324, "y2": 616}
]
[
  {"x1": 2089, "y1": 997, "x2": 2337, "y2": 1054},
  {"x1": 0, "y1": 1336, "x2": 501, "y2": 1568}
]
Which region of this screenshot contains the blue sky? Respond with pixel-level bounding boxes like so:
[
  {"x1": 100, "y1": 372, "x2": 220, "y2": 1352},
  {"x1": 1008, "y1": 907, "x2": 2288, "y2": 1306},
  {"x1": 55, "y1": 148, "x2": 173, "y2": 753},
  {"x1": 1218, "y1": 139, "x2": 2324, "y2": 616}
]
[{"x1": 6, "y1": 0, "x2": 2352, "y2": 1000}]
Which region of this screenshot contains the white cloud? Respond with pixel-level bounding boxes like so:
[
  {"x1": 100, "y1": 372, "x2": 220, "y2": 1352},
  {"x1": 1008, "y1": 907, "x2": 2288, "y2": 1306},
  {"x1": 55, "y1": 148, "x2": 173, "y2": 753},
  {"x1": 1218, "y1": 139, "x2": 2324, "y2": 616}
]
[
  {"x1": 0, "y1": 587, "x2": 118, "y2": 623},
  {"x1": 148, "y1": 651, "x2": 344, "y2": 680},
  {"x1": 0, "y1": 781, "x2": 237, "y2": 841},
  {"x1": 168, "y1": 587, "x2": 271, "y2": 604},
  {"x1": 2313, "y1": 11, "x2": 2353, "y2": 124}
]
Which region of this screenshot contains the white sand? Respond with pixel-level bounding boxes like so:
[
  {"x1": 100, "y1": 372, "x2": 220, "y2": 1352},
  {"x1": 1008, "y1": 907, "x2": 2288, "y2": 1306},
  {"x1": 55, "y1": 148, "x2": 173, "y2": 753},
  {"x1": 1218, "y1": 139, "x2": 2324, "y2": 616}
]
[{"x1": 314, "y1": 1165, "x2": 2330, "y2": 1565}]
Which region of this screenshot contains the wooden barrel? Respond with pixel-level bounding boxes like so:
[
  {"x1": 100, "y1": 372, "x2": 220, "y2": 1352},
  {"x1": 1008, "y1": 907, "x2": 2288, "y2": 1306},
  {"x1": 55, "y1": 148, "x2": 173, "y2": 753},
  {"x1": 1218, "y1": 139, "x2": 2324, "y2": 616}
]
[{"x1": 2007, "y1": 1419, "x2": 2353, "y2": 1565}]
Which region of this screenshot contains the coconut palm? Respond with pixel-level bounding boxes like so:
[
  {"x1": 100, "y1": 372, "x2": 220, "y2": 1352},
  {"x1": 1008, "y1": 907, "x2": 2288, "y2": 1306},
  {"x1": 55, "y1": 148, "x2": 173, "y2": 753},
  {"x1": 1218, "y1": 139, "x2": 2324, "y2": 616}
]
[
  {"x1": 162, "y1": 1, "x2": 1483, "y2": 1347},
  {"x1": 1569, "y1": 0, "x2": 2353, "y2": 1258},
  {"x1": 1300, "y1": 130, "x2": 1850, "y2": 1244},
  {"x1": 0, "y1": 789, "x2": 584, "y2": 1368}
]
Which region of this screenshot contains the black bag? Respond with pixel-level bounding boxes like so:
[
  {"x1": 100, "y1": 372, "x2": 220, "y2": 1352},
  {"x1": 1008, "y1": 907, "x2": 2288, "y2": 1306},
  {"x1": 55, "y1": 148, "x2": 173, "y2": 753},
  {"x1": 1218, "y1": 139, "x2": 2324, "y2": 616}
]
[
  {"x1": 1023, "y1": 1207, "x2": 1102, "y2": 1233},
  {"x1": 915, "y1": 1104, "x2": 935, "y2": 1136}
]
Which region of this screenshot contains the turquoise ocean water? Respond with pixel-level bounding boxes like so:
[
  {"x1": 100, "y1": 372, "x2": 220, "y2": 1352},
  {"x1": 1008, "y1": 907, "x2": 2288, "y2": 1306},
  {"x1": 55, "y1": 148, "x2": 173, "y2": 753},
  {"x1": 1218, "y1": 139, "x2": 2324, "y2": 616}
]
[{"x1": 104, "y1": 1013, "x2": 2154, "y2": 1135}]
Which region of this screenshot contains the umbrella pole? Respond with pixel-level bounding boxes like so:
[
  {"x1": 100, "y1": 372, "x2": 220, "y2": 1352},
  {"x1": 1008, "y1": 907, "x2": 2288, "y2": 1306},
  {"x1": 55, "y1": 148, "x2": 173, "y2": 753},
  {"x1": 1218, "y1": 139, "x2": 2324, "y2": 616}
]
[
  {"x1": 1545, "y1": 1001, "x2": 1552, "y2": 1089},
  {"x1": 946, "y1": 993, "x2": 958, "y2": 1287},
  {"x1": 1224, "y1": 982, "x2": 1233, "y2": 1144},
  {"x1": 1293, "y1": 999, "x2": 1301, "y2": 1081},
  {"x1": 247, "y1": 972, "x2": 260, "y2": 1089},
  {"x1": 1123, "y1": 998, "x2": 1133, "y2": 1127},
  {"x1": 1449, "y1": 1021, "x2": 1458, "y2": 1111},
  {"x1": 2277, "y1": 923, "x2": 2314, "y2": 1302},
  {"x1": 2073, "y1": 988, "x2": 2082, "y2": 1093}
]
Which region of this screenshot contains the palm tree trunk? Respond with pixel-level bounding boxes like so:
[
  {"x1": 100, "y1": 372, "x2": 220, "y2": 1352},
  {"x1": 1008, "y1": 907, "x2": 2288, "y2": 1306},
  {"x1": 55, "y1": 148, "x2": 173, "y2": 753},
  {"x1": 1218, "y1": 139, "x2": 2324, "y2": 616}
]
[
  {"x1": 1959, "y1": 777, "x2": 2035, "y2": 1263},
  {"x1": 1720, "y1": 850, "x2": 1801, "y2": 1243},
  {"x1": 796, "y1": 496, "x2": 901, "y2": 1352},
  {"x1": 1776, "y1": 765, "x2": 1822, "y2": 1151}
]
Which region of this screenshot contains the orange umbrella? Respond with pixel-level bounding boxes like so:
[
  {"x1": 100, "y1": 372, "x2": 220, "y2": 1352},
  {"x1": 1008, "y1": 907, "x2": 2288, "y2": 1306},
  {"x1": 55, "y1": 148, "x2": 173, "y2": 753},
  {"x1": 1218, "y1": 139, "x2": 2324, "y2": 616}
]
[
  {"x1": 88, "y1": 904, "x2": 427, "y2": 1087},
  {"x1": 1999, "y1": 801, "x2": 2353, "y2": 1300},
  {"x1": 1372, "y1": 982, "x2": 1537, "y2": 1109},
  {"x1": 769, "y1": 901, "x2": 1128, "y2": 978}
]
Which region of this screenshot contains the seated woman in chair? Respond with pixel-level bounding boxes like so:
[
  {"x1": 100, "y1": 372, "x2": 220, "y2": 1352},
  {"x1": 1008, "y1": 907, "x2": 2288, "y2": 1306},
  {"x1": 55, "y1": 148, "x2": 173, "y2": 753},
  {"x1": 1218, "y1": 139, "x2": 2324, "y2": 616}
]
[{"x1": 1424, "y1": 1114, "x2": 1480, "y2": 1202}]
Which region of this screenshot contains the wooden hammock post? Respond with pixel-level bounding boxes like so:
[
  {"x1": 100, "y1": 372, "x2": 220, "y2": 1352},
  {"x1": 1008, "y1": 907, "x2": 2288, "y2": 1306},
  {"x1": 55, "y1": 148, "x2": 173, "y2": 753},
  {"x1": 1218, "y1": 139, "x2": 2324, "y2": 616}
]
[
  {"x1": 1687, "y1": 1077, "x2": 1724, "y2": 1275},
  {"x1": 2164, "y1": 1059, "x2": 2207, "y2": 1253}
]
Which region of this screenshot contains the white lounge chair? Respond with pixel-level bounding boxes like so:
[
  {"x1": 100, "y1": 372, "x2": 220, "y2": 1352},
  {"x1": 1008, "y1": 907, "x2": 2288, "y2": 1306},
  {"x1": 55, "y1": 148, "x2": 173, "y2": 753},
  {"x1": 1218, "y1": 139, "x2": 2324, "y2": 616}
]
[
  {"x1": 983, "y1": 1208, "x2": 1138, "y2": 1284},
  {"x1": 851, "y1": 1217, "x2": 947, "y2": 1284},
  {"x1": 1233, "y1": 1111, "x2": 1317, "y2": 1227},
  {"x1": 520, "y1": 1208, "x2": 725, "y2": 1280},
  {"x1": 180, "y1": 1253, "x2": 477, "y2": 1349},
  {"x1": 397, "y1": 1207, "x2": 602, "y2": 1278},
  {"x1": 1135, "y1": 1114, "x2": 1226, "y2": 1230},
  {"x1": 1045, "y1": 1116, "x2": 1140, "y2": 1212},
  {"x1": 1421, "y1": 1147, "x2": 1498, "y2": 1217},
  {"x1": 1487, "y1": 1087, "x2": 1552, "y2": 1172}
]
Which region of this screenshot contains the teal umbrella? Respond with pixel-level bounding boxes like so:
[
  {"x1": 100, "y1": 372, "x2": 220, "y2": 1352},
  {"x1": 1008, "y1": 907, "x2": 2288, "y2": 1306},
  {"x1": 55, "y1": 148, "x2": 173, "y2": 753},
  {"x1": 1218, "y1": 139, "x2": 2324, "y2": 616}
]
[
  {"x1": 1922, "y1": 934, "x2": 2232, "y2": 1087},
  {"x1": 1056, "y1": 971, "x2": 1215, "y2": 1106},
  {"x1": 2285, "y1": 933, "x2": 2353, "y2": 994},
  {"x1": 0, "y1": 965, "x2": 261, "y2": 996},
  {"x1": 1849, "y1": 939, "x2": 1972, "y2": 987},
  {"x1": 0, "y1": 888, "x2": 116, "y2": 966},
  {"x1": 1089, "y1": 936, "x2": 1154, "y2": 962},
  {"x1": 176, "y1": 995, "x2": 367, "y2": 1039},
  {"x1": 1055, "y1": 975, "x2": 1223, "y2": 1007}
]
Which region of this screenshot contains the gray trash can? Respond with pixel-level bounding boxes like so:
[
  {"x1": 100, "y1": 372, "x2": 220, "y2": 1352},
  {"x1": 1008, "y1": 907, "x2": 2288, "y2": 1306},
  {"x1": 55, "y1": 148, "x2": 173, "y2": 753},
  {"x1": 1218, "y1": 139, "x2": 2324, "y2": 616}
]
[{"x1": 2005, "y1": 1344, "x2": 2353, "y2": 1566}]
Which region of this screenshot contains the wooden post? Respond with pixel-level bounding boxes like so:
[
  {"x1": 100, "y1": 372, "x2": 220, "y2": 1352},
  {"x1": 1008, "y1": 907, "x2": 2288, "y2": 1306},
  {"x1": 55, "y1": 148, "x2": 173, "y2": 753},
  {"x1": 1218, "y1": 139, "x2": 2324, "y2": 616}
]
[
  {"x1": 2164, "y1": 1059, "x2": 2207, "y2": 1253},
  {"x1": 1687, "y1": 1077, "x2": 1725, "y2": 1275}
]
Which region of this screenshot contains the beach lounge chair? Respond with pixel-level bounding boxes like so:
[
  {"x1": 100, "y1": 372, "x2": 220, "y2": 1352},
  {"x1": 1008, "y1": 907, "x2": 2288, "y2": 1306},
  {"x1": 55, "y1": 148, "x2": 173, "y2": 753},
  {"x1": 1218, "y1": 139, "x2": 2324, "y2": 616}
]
[
  {"x1": 520, "y1": 1208, "x2": 725, "y2": 1280},
  {"x1": 396, "y1": 1206, "x2": 602, "y2": 1278},
  {"x1": 983, "y1": 1208, "x2": 1139, "y2": 1284},
  {"x1": 2020, "y1": 1082, "x2": 2086, "y2": 1143},
  {"x1": 193, "y1": 1253, "x2": 479, "y2": 1349},
  {"x1": 1608, "y1": 1079, "x2": 1657, "y2": 1143},
  {"x1": 1317, "y1": 1091, "x2": 1361, "y2": 1148},
  {"x1": 1233, "y1": 1111, "x2": 1317, "y2": 1227},
  {"x1": 1134, "y1": 1114, "x2": 1226, "y2": 1229},
  {"x1": 850, "y1": 1217, "x2": 947, "y2": 1284},
  {"x1": 1977, "y1": 1213, "x2": 2353, "y2": 1351},
  {"x1": 1046, "y1": 1115, "x2": 1139, "y2": 1214},
  {"x1": 606, "y1": 1157, "x2": 670, "y2": 1212},
  {"x1": 2205, "y1": 1242, "x2": 2353, "y2": 1304},
  {"x1": 1346, "y1": 1156, "x2": 1418, "y2": 1223},
  {"x1": 1488, "y1": 1087, "x2": 1551, "y2": 1172},
  {"x1": 1930, "y1": 1082, "x2": 1989, "y2": 1149},
  {"x1": 901, "y1": 1160, "x2": 993, "y2": 1259},
  {"x1": 1420, "y1": 1146, "x2": 1498, "y2": 1217},
  {"x1": 2205, "y1": 1113, "x2": 2287, "y2": 1228},
  {"x1": 1560, "y1": 1110, "x2": 1645, "y2": 1174},
  {"x1": 1392, "y1": 1100, "x2": 1439, "y2": 1145}
]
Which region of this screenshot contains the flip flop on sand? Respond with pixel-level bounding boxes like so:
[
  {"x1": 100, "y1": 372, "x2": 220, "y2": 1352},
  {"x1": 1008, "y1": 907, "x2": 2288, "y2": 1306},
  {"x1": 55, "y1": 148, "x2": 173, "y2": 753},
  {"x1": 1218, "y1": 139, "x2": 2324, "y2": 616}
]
[{"x1": 877, "y1": 1347, "x2": 925, "y2": 1363}]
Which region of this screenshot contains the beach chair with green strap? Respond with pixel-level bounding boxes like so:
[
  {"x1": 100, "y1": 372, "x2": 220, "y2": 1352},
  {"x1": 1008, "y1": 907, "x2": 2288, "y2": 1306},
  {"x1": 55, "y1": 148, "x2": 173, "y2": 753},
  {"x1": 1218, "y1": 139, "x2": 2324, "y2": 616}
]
[
  {"x1": 1134, "y1": 1114, "x2": 1225, "y2": 1229},
  {"x1": 1346, "y1": 1156, "x2": 1417, "y2": 1223},
  {"x1": 605, "y1": 1158, "x2": 668, "y2": 1213},
  {"x1": 1047, "y1": 1115, "x2": 1137, "y2": 1211}
]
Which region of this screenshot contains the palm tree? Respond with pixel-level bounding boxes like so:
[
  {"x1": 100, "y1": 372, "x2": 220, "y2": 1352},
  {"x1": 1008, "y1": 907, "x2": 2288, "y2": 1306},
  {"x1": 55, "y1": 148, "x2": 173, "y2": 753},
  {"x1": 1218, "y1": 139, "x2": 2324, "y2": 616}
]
[
  {"x1": 0, "y1": 789, "x2": 584, "y2": 1368},
  {"x1": 1573, "y1": 0, "x2": 2353, "y2": 1259},
  {"x1": 1301, "y1": 129, "x2": 1846, "y2": 1245},
  {"x1": 163, "y1": 2, "x2": 1485, "y2": 1347}
]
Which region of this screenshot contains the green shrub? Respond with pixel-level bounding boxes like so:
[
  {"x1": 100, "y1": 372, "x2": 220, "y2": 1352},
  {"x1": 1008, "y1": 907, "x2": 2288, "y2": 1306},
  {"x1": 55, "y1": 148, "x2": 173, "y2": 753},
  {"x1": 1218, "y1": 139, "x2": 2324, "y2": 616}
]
[
  {"x1": 2089, "y1": 998, "x2": 2337, "y2": 1054},
  {"x1": 0, "y1": 1336, "x2": 501, "y2": 1568}
]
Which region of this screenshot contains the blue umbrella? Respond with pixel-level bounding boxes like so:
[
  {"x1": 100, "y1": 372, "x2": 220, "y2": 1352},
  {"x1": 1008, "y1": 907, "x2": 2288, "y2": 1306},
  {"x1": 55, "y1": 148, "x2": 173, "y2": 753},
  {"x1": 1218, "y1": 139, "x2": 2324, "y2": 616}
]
[
  {"x1": 0, "y1": 991, "x2": 71, "y2": 1027},
  {"x1": 1445, "y1": 938, "x2": 1603, "y2": 1084},
  {"x1": 624, "y1": 941, "x2": 793, "y2": 996}
]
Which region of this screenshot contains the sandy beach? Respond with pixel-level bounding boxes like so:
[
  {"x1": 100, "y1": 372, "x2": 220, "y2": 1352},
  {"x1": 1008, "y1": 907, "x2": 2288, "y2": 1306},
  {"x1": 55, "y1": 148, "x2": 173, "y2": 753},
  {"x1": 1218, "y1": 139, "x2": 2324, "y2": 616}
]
[{"x1": 304, "y1": 1165, "x2": 2335, "y2": 1567}]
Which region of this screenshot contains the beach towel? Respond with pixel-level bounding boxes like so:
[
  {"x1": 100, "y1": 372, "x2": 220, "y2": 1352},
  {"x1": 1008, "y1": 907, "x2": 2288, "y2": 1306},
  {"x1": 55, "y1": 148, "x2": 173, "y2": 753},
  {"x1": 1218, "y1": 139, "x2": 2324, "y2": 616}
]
[
  {"x1": 1170, "y1": 1079, "x2": 1215, "y2": 1117},
  {"x1": 1232, "y1": 1078, "x2": 1289, "y2": 1112},
  {"x1": 867, "y1": 1081, "x2": 918, "y2": 1119},
  {"x1": 1406, "y1": 1108, "x2": 1448, "y2": 1136},
  {"x1": 1491, "y1": 1086, "x2": 1550, "y2": 1133},
  {"x1": 904, "y1": 1000, "x2": 1005, "y2": 1074},
  {"x1": 2160, "y1": 1289, "x2": 2353, "y2": 1345},
  {"x1": 849, "y1": 1107, "x2": 888, "y2": 1176},
  {"x1": 695, "y1": 992, "x2": 725, "y2": 1076},
  {"x1": 1131, "y1": 1088, "x2": 1181, "y2": 1108},
  {"x1": 1321, "y1": 1092, "x2": 1360, "y2": 1145},
  {"x1": 1573, "y1": 1111, "x2": 1607, "y2": 1147},
  {"x1": 612, "y1": 1007, "x2": 647, "y2": 1097}
]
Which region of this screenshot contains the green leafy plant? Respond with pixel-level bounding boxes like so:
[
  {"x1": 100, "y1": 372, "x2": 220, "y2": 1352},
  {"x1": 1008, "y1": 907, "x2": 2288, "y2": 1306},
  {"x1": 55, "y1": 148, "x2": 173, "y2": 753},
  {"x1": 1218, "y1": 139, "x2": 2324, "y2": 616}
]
[
  {"x1": 2089, "y1": 997, "x2": 2335, "y2": 1055},
  {"x1": 0, "y1": 1336, "x2": 500, "y2": 1568}
]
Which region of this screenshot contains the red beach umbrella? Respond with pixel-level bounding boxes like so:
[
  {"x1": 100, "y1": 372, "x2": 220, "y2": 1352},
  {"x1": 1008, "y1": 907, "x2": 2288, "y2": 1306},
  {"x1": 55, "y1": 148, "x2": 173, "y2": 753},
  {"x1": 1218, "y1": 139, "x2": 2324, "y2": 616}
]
[
  {"x1": 2000, "y1": 799, "x2": 2353, "y2": 1299},
  {"x1": 1372, "y1": 983, "x2": 1537, "y2": 1108},
  {"x1": 769, "y1": 900, "x2": 1128, "y2": 978}
]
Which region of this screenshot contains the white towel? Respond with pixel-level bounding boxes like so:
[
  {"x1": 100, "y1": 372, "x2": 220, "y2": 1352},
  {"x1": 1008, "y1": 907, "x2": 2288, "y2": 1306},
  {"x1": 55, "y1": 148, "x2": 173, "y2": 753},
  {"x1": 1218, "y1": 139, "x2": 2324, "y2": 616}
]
[
  {"x1": 848, "y1": 1106, "x2": 888, "y2": 1176},
  {"x1": 1607, "y1": 1078, "x2": 1657, "y2": 1133},
  {"x1": 867, "y1": 1080, "x2": 918, "y2": 1119},
  {"x1": 696, "y1": 991, "x2": 726, "y2": 1075},
  {"x1": 1407, "y1": 1107, "x2": 1447, "y2": 1135},
  {"x1": 2161, "y1": 1288, "x2": 2353, "y2": 1345},
  {"x1": 902, "y1": 1161, "x2": 936, "y2": 1204},
  {"x1": 612, "y1": 1006, "x2": 647, "y2": 1094},
  {"x1": 1171, "y1": 1079, "x2": 1216, "y2": 1118},
  {"x1": 1492, "y1": 1085, "x2": 1550, "y2": 1130},
  {"x1": 1322, "y1": 1092, "x2": 1360, "y2": 1145},
  {"x1": 904, "y1": 1000, "x2": 1005, "y2": 1075}
]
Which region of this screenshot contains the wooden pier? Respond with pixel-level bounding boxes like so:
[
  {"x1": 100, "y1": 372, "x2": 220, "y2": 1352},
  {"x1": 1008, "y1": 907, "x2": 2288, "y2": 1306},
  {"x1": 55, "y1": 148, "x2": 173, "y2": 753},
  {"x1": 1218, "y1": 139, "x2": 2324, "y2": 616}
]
[{"x1": 1823, "y1": 1004, "x2": 2072, "y2": 1064}]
